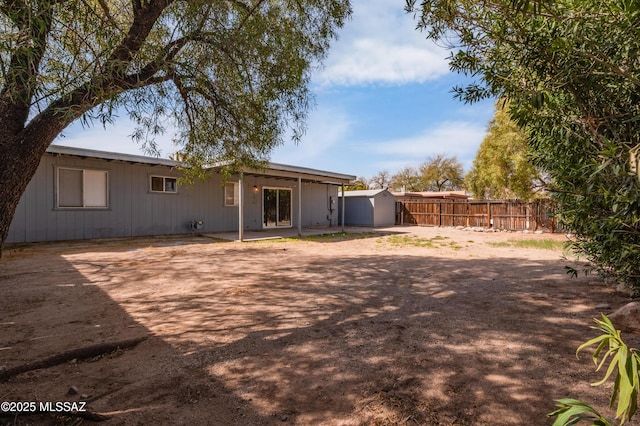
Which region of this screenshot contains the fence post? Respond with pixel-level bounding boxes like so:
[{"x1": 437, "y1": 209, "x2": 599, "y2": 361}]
[
  {"x1": 466, "y1": 202, "x2": 470, "y2": 227},
  {"x1": 487, "y1": 201, "x2": 491, "y2": 229}
]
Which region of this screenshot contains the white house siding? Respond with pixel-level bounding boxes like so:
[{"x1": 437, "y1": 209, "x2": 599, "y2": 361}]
[
  {"x1": 300, "y1": 182, "x2": 340, "y2": 227},
  {"x1": 10, "y1": 154, "x2": 205, "y2": 243},
  {"x1": 7, "y1": 153, "x2": 345, "y2": 243},
  {"x1": 239, "y1": 175, "x2": 339, "y2": 230}
]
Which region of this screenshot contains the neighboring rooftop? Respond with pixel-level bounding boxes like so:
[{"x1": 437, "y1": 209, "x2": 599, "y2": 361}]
[{"x1": 392, "y1": 191, "x2": 469, "y2": 199}]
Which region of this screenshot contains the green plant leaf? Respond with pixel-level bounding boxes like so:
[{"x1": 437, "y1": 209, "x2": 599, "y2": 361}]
[{"x1": 549, "y1": 399, "x2": 608, "y2": 426}]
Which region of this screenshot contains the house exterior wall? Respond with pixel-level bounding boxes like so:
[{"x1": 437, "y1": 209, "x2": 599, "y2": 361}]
[
  {"x1": 7, "y1": 153, "x2": 341, "y2": 243},
  {"x1": 238, "y1": 175, "x2": 338, "y2": 230},
  {"x1": 300, "y1": 181, "x2": 340, "y2": 227}
]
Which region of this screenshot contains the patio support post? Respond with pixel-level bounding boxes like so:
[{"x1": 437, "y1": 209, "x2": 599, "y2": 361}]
[
  {"x1": 238, "y1": 173, "x2": 244, "y2": 242},
  {"x1": 341, "y1": 183, "x2": 345, "y2": 232},
  {"x1": 298, "y1": 177, "x2": 302, "y2": 236}
]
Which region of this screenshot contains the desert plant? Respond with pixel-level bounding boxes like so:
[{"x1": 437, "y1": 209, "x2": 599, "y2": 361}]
[{"x1": 549, "y1": 314, "x2": 640, "y2": 425}]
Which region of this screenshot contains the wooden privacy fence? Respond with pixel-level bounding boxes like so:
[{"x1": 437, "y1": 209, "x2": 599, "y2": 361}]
[{"x1": 395, "y1": 199, "x2": 560, "y2": 232}]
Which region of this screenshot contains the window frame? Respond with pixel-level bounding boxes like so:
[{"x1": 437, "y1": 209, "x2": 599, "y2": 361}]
[
  {"x1": 262, "y1": 186, "x2": 293, "y2": 228},
  {"x1": 224, "y1": 182, "x2": 239, "y2": 207},
  {"x1": 149, "y1": 175, "x2": 178, "y2": 194},
  {"x1": 56, "y1": 167, "x2": 109, "y2": 209}
]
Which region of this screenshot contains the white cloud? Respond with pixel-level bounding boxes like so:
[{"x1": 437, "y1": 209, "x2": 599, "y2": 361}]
[
  {"x1": 316, "y1": 0, "x2": 450, "y2": 87},
  {"x1": 366, "y1": 120, "x2": 487, "y2": 172},
  {"x1": 270, "y1": 105, "x2": 351, "y2": 165}
]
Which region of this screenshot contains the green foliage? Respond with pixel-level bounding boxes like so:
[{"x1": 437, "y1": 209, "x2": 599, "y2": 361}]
[
  {"x1": 389, "y1": 154, "x2": 465, "y2": 192},
  {"x1": 487, "y1": 238, "x2": 566, "y2": 250},
  {"x1": 466, "y1": 100, "x2": 546, "y2": 200},
  {"x1": 382, "y1": 234, "x2": 459, "y2": 248},
  {"x1": 549, "y1": 399, "x2": 611, "y2": 426},
  {"x1": 419, "y1": 154, "x2": 465, "y2": 191},
  {"x1": 549, "y1": 315, "x2": 640, "y2": 425},
  {"x1": 345, "y1": 177, "x2": 370, "y2": 191},
  {"x1": 0, "y1": 0, "x2": 352, "y2": 173},
  {"x1": 390, "y1": 166, "x2": 422, "y2": 192},
  {"x1": 407, "y1": 0, "x2": 640, "y2": 290}
]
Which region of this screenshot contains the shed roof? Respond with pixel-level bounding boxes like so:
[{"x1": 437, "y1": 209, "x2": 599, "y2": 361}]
[{"x1": 47, "y1": 145, "x2": 355, "y2": 185}]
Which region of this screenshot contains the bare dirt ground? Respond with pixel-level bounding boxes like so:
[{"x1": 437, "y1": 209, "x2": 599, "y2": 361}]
[{"x1": 0, "y1": 226, "x2": 636, "y2": 425}]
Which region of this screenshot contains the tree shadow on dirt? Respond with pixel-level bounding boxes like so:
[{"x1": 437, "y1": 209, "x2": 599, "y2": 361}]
[
  {"x1": 0, "y1": 241, "x2": 630, "y2": 425},
  {"x1": 0, "y1": 251, "x2": 277, "y2": 425},
  {"x1": 74, "y1": 242, "x2": 629, "y2": 424}
]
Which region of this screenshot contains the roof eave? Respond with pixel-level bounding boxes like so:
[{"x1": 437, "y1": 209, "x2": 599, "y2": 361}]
[{"x1": 47, "y1": 145, "x2": 355, "y2": 184}]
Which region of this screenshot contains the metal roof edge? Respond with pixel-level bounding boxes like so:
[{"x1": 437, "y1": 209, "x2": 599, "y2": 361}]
[
  {"x1": 244, "y1": 162, "x2": 356, "y2": 183},
  {"x1": 47, "y1": 145, "x2": 181, "y2": 167},
  {"x1": 47, "y1": 145, "x2": 356, "y2": 183}
]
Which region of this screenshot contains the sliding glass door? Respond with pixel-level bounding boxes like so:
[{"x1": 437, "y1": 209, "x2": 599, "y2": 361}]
[{"x1": 263, "y1": 187, "x2": 292, "y2": 228}]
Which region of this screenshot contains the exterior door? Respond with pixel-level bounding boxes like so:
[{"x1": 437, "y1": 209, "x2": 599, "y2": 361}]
[{"x1": 263, "y1": 187, "x2": 292, "y2": 228}]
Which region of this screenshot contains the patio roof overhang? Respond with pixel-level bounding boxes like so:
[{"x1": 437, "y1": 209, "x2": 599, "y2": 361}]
[
  {"x1": 47, "y1": 145, "x2": 355, "y2": 185},
  {"x1": 240, "y1": 162, "x2": 355, "y2": 186}
]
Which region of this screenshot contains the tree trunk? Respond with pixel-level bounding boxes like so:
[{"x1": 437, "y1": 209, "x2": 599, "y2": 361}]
[
  {"x1": 0, "y1": 109, "x2": 68, "y2": 257},
  {"x1": 0, "y1": 142, "x2": 47, "y2": 257}
]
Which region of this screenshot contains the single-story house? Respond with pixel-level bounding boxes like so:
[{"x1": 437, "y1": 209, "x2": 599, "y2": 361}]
[
  {"x1": 338, "y1": 189, "x2": 395, "y2": 227},
  {"x1": 6, "y1": 145, "x2": 355, "y2": 243}
]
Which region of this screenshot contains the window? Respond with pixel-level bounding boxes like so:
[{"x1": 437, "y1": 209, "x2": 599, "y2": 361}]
[
  {"x1": 150, "y1": 176, "x2": 177, "y2": 193},
  {"x1": 57, "y1": 168, "x2": 108, "y2": 208},
  {"x1": 225, "y1": 182, "x2": 239, "y2": 206}
]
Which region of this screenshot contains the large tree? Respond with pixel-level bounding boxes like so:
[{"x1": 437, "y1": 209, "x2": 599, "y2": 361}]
[
  {"x1": 466, "y1": 100, "x2": 546, "y2": 200},
  {"x1": 389, "y1": 155, "x2": 465, "y2": 192},
  {"x1": 369, "y1": 170, "x2": 391, "y2": 189},
  {"x1": 390, "y1": 166, "x2": 420, "y2": 192},
  {"x1": 419, "y1": 153, "x2": 464, "y2": 191},
  {"x1": 0, "y1": 0, "x2": 351, "y2": 255},
  {"x1": 407, "y1": 0, "x2": 640, "y2": 289}
]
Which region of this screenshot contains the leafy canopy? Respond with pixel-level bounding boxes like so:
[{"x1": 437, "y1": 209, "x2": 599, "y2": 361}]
[
  {"x1": 407, "y1": 0, "x2": 640, "y2": 289},
  {"x1": 466, "y1": 100, "x2": 546, "y2": 200},
  {"x1": 419, "y1": 153, "x2": 464, "y2": 191},
  {"x1": 388, "y1": 154, "x2": 465, "y2": 192},
  {"x1": 0, "y1": 0, "x2": 351, "y2": 173}
]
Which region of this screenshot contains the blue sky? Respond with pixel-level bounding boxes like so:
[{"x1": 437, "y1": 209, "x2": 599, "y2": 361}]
[{"x1": 53, "y1": 0, "x2": 495, "y2": 179}]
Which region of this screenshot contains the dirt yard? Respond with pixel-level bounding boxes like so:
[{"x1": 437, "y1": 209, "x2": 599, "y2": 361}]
[{"x1": 0, "y1": 226, "x2": 635, "y2": 425}]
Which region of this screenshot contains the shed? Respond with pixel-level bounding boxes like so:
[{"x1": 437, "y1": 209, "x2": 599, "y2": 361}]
[{"x1": 338, "y1": 189, "x2": 396, "y2": 227}]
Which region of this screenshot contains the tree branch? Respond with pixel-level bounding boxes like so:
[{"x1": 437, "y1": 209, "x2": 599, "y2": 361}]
[
  {"x1": 0, "y1": 0, "x2": 28, "y2": 27},
  {"x1": 95, "y1": 0, "x2": 120, "y2": 30},
  {"x1": 105, "y1": 0, "x2": 175, "y2": 78},
  {"x1": 236, "y1": 0, "x2": 267, "y2": 32},
  {"x1": 0, "y1": 336, "x2": 148, "y2": 382},
  {"x1": 0, "y1": 0, "x2": 54, "y2": 130}
]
